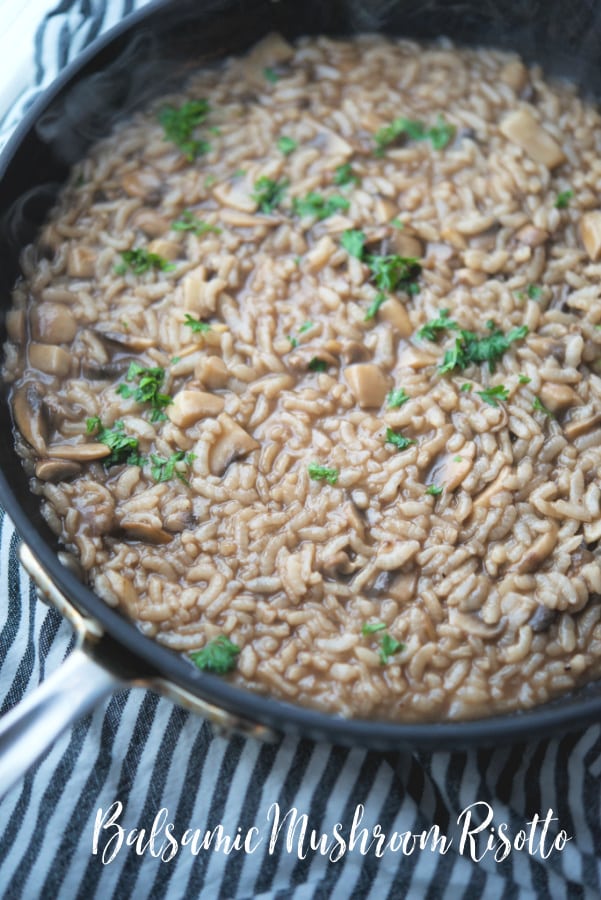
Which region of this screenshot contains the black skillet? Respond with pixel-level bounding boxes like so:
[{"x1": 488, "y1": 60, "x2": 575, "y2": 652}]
[{"x1": 1, "y1": 0, "x2": 601, "y2": 796}]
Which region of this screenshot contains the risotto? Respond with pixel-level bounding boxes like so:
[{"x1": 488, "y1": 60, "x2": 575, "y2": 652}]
[{"x1": 6, "y1": 33, "x2": 601, "y2": 722}]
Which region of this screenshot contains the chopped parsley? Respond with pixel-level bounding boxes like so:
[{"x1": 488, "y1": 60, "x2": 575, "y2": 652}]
[
  {"x1": 150, "y1": 451, "x2": 196, "y2": 484},
  {"x1": 308, "y1": 357, "x2": 328, "y2": 372},
  {"x1": 417, "y1": 309, "x2": 458, "y2": 341},
  {"x1": 527, "y1": 284, "x2": 542, "y2": 300},
  {"x1": 232, "y1": 168, "x2": 246, "y2": 178},
  {"x1": 453, "y1": 455, "x2": 463, "y2": 462},
  {"x1": 287, "y1": 335, "x2": 298, "y2": 348},
  {"x1": 379, "y1": 633, "x2": 405, "y2": 665},
  {"x1": 341, "y1": 229, "x2": 366, "y2": 259},
  {"x1": 116, "y1": 362, "x2": 172, "y2": 422},
  {"x1": 293, "y1": 192, "x2": 349, "y2": 220},
  {"x1": 333, "y1": 163, "x2": 359, "y2": 186},
  {"x1": 374, "y1": 114, "x2": 455, "y2": 155},
  {"x1": 425, "y1": 484, "x2": 443, "y2": 496},
  {"x1": 116, "y1": 248, "x2": 175, "y2": 276},
  {"x1": 555, "y1": 189, "x2": 574, "y2": 209},
  {"x1": 190, "y1": 635, "x2": 240, "y2": 674},
  {"x1": 307, "y1": 463, "x2": 339, "y2": 485},
  {"x1": 277, "y1": 135, "x2": 297, "y2": 155},
  {"x1": 439, "y1": 322, "x2": 529, "y2": 374},
  {"x1": 391, "y1": 217, "x2": 404, "y2": 229},
  {"x1": 460, "y1": 383, "x2": 473, "y2": 392},
  {"x1": 86, "y1": 417, "x2": 142, "y2": 467},
  {"x1": 299, "y1": 321, "x2": 313, "y2": 333},
  {"x1": 532, "y1": 396, "x2": 555, "y2": 418},
  {"x1": 263, "y1": 66, "x2": 280, "y2": 83},
  {"x1": 476, "y1": 384, "x2": 510, "y2": 407},
  {"x1": 172, "y1": 210, "x2": 221, "y2": 235},
  {"x1": 252, "y1": 176, "x2": 288, "y2": 213},
  {"x1": 387, "y1": 387, "x2": 410, "y2": 408},
  {"x1": 183, "y1": 313, "x2": 211, "y2": 334},
  {"x1": 361, "y1": 622, "x2": 387, "y2": 635},
  {"x1": 519, "y1": 374, "x2": 531, "y2": 384},
  {"x1": 385, "y1": 427, "x2": 415, "y2": 452},
  {"x1": 364, "y1": 292, "x2": 387, "y2": 321},
  {"x1": 158, "y1": 99, "x2": 211, "y2": 161},
  {"x1": 204, "y1": 174, "x2": 217, "y2": 188}
]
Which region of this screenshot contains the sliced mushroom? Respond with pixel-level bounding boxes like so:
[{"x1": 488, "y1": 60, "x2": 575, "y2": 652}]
[
  {"x1": 580, "y1": 211, "x2": 601, "y2": 261},
  {"x1": 500, "y1": 59, "x2": 529, "y2": 93},
  {"x1": 147, "y1": 238, "x2": 179, "y2": 261},
  {"x1": 370, "y1": 569, "x2": 396, "y2": 596},
  {"x1": 286, "y1": 347, "x2": 338, "y2": 372},
  {"x1": 378, "y1": 299, "x2": 413, "y2": 337},
  {"x1": 35, "y1": 459, "x2": 82, "y2": 481},
  {"x1": 6, "y1": 309, "x2": 25, "y2": 343},
  {"x1": 432, "y1": 443, "x2": 476, "y2": 492},
  {"x1": 83, "y1": 358, "x2": 138, "y2": 380},
  {"x1": 120, "y1": 168, "x2": 162, "y2": 201},
  {"x1": 320, "y1": 548, "x2": 358, "y2": 578},
  {"x1": 46, "y1": 442, "x2": 111, "y2": 461},
  {"x1": 95, "y1": 329, "x2": 156, "y2": 351},
  {"x1": 29, "y1": 343, "x2": 71, "y2": 377},
  {"x1": 449, "y1": 609, "x2": 505, "y2": 639},
  {"x1": 539, "y1": 382, "x2": 579, "y2": 413},
  {"x1": 195, "y1": 355, "x2": 230, "y2": 388},
  {"x1": 472, "y1": 465, "x2": 511, "y2": 508},
  {"x1": 397, "y1": 346, "x2": 436, "y2": 369},
  {"x1": 168, "y1": 390, "x2": 225, "y2": 428},
  {"x1": 563, "y1": 411, "x2": 601, "y2": 440},
  {"x1": 528, "y1": 604, "x2": 558, "y2": 633},
  {"x1": 66, "y1": 246, "x2": 97, "y2": 278},
  {"x1": 344, "y1": 363, "x2": 390, "y2": 408},
  {"x1": 242, "y1": 32, "x2": 294, "y2": 86},
  {"x1": 512, "y1": 524, "x2": 558, "y2": 574},
  {"x1": 120, "y1": 520, "x2": 173, "y2": 544},
  {"x1": 499, "y1": 109, "x2": 565, "y2": 169},
  {"x1": 212, "y1": 182, "x2": 256, "y2": 213},
  {"x1": 12, "y1": 382, "x2": 48, "y2": 452},
  {"x1": 219, "y1": 209, "x2": 279, "y2": 228},
  {"x1": 390, "y1": 232, "x2": 423, "y2": 258},
  {"x1": 30, "y1": 303, "x2": 77, "y2": 344},
  {"x1": 515, "y1": 224, "x2": 549, "y2": 248},
  {"x1": 311, "y1": 125, "x2": 353, "y2": 157},
  {"x1": 209, "y1": 413, "x2": 259, "y2": 476},
  {"x1": 133, "y1": 208, "x2": 170, "y2": 237}
]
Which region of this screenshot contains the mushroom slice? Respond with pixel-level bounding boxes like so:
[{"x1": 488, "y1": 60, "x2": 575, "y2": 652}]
[
  {"x1": 390, "y1": 232, "x2": 423, "y2": 258},
  {"x1": 209, "y1": 413, "x2": 259, "y2": 476},
  {"x1": 472, "y1": 465, "x2": 511, "y2": 508},
  {"x1": 133, "y1": 209, "x2": 170, "y2": 236},
  {"x1": 29, "y1": 343, "x2": 71, "y2": 377},
  {"x1": 378, "y1": 299, "x2": 413, "y2": 337},
  {"x1": 580, "y1": 211, "x2": 601, "y2": 261},
  {"x1": 30, "y1": 304, "x2": 77, "y2": 344},
  {"x1": 242, "y1": 32, "x2": 294, "y2": 86},
  {"x1": 344, "y1": 363, "x2": 390, "y2": 408},
  {"x1": 563, "y1": 411, "x2": 601, "y2": 440},
  {"x1": 528, "y1": 604, "x2": 558, "y2": 633},
  {"x1": 449, "y1": 609, "x2": 505, "y2": 639},
  {"x1": 6, "y1": 309, "x2": 25, "y2": 344},
  {"x1": 195, "y1": 355, "x2": 230, "y2": 388},
  {"x1": 397, "y1": 346, "x2": 436, "y2": 369},
  {"x1": 500, "y1": 59, "x2": 529, "y2": 92},
  {"x1": 120, "y1": 520, "x2": 173, "y2": 544},
  {"x1": 66, "y1": 246, "x2": 97, "y2": 278},
  {"x1": 512, "y1": 524, "x2": 558, "y2": 574},
  {"x1": 212, "y1": 182, "x2": 257, "y2": 213},
  {"x1": 168, "y1": 390, "x2": 225, "y2": 428},
  {"x1": 515, "y1": 224, "x2": 548, "y2": 247},
  {"x1": 12, "y1": 382, "x2": 48, "y2": 452},
  {"x1": 46, "y1": 442, "x2": 111, "y2": 462},
  {"x1": 120, "y1": 168, "x2": 162, "y2": 200},
  {"x1": 539, "y1": 382, "x2": 579, "y2": 413},
  {"x1": 433, "y1": 444, "x2": 475, "y2": 492},
  {"x1": 95, "y1": 329, "x2": 156, "y2": 351},
  {"x1": 35, "y1": 459, "x2": 82, "y2": 481},
  {"x1": 499, "y1": 109, "x2": 565, "y2": 169}
]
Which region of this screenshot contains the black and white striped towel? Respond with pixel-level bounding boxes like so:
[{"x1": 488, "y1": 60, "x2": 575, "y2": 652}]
[{"x1": 1, "y1": 3, "x2": 601, "y2": 897}]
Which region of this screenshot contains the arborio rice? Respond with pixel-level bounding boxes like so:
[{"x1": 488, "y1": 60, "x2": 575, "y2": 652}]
[{"x1": 6, "y1": 33, "x2": 601, "y2": 722}]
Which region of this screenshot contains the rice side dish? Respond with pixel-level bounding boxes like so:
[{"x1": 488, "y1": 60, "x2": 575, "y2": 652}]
[{"x1": 6, "y1": 34, "x2": 601, "y2": 721}]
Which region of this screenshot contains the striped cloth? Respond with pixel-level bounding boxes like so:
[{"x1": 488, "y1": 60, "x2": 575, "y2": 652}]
[{"x1": 1, "y1": 3, "x2": 601, "y2": 897}]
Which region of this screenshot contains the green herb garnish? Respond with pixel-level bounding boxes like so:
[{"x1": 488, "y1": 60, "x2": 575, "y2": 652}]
[
  {"x1": 150, "y1": 451, "x2": 196, "y2": 483},
  {"x1": 476, "y1": 384, "x2": 510, "y2": 407},
  {"x1": 190, "y1": 635, "x2": 240, "y2": 674},
  {"x1": 519, "y1": 374, "x2": 531, "y2": 384},
  {"x1": 425, "y1": 484, "x2": 443, "y2": 496},
  {"x1": 439, "y1": 322, "x2": 529, "y2": 374},
  {"x1": 298, "y1": 321, "x2": 313, "y2": 333},
  {"x1": 287, "y1": 335, "x2": 298, "y2": 348},
  {"x1": 308, "y1": 357, "x2": 328, "y2": 372},
  {"x1": 385, "y1": 427, "x2": 415, "y2": 452},
  {"x1": 158, "y1": 99, "x2": 211, "y2": 161},
  {"x1": 252, "y1": 176, "x2": 288, "y2": 213},
  {"x1": 204, "y1": 174, "x2": 216, "y2": 188},
  {"x1": 183, "y1": 313, "x2": 211, "y2": 334},
  {"x1": 361, "y1": 622, "x2": 387, "y2": 635},
  {"x1": 417, "y1": 309, "x2": 458, "y2": 341},
  {"x1": 340, "y1": 229, "x2": 366, "y2": 259},
  {"x1": 307, "y1": 463, "x2": 339, "y2": 485},
  {"x1": 387, "y1": 388, "x2": 410, "y2": 408},
  {"x1": 86, "y1": 417, "x2": 142, "y2": 467},
  {"x1": 527, "y1": 284, "x2": 542, "y2": 300},
  {"x1": 391, "y1": 217, "x2": 404, "y2": 229},
  {"x1": 293, "y1": 192, "x2": 350, "y2": 221},
  {"x1": 364, "y1": 292, "x2": 387, "y2": 321},
  {"x1": 378, "y1": 633, "x2": 405, "y2": 665},
  {"x1": 460, "y1": 383, "x2": 472, "y2": 392},
  {"x1": 340, "y1": 231, "x2": 421, "y2": 295},
  {"x1": 172, "y1": 210, "x2": 222, "y2": 236},
  {"x1": 333, "y1": 163, "x2": 359, "y2": 186},
  {"x1": 116, "y1": 362, "x2": 172, "y2": 422},
  {"x1": 263, "y1": 67, "x2": 280, "y2": 83},
  {"x1": 374, "y1": 114, "x2": 455, "y2": 155},
  {"x1": 555, "y1": 190, "x2": 573, "y2": 209},
  {"x1": 116, "y1": 248, "x2": 175, "y2": 276},
  {"x1": 453, "y1": 455, "x2": 463, "y2": 462},
  {"x1": 532, "y1": 396, "x2": 555, "y2": 418},
  {"x1": 277, "y1": 135, "x2": 297, "y2": 155}
]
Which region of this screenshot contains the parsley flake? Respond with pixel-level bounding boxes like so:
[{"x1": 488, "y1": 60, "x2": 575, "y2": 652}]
[
  {"x1": 460, "y1": 383, "x2": 472, "y2": 392},
  {"x1": 340, "y1": 229, "x2": 366, "y2": 259},
  {"x1": 361, "y1": 622, "x2": 387, "y2": 635},
  {"x1": 533, "y1": 396, "x2": 555, "y2": 418},
  {"x1": 527, "y1": 284, "x2": 542, "y2": 300},
  {"x1": 308, "y1": 357, "x2": 328, "y2": 372},
  {"x1": 287, "y1": 335, "x2": 298, "y2": 348},
  {"x1": 190, "y1": 635, "x2": 240, "y2": 674},
  {"x1": 374, "y1": 114, "x2": 455, "y2": 155},
  {"x1": 555, "y1": 189, "x2": 574, "y2": 209},
  {"x1": 307, "y1": 463, "x2": 339, "y2": 485},
  {"x1": 379, "y1": 633, "x2": 405, "y2": 665},
  {"x1": 252, "y1": 176, "x2": 288, "y2": 213},
  {"x1": 333, "y1": 163, "x2": 359, "y2": 186},
  {"x1": 150, "y1": 451, "x2": 196, "y2": 483},
  {"x1": 425, "y1": 484, "x2": 443, "y2": 496},
  {"x1": 364, "y1": 292, "x2": 387, "y2": 321},
  {"x1": 298, "y1": 321, "x2": 313, "y2": 334},
  {"x1": 116, "y1": 362, "x2": 172, "y2": 422},
  {"x1": 293, "y1": 192, "x2": 349, "y2": 221},
  {"x1": 116, "y1": 248, "x2": 175, "y2": 276},
  {"x1": 86, "y1": 418, "x2": 142, "y2": 467},
  {"x1": 391, "y1": 217, "x2": 404, "y2": 229},
  {"x1": 387, "y1": 388, "x2": 410, "y2": 408},
  {"x1": 172, "y1": 210, "x2": 221, "y2": 236},
  {"x1": 158, "y1": 99, "x2": 211, "y2": 161},
  {"x1": 476, "y1": 384, "x2": 510, "y2": 407},
  {"x1": 519, "y1": 374, "x2": 531, "y2": 384},
  {"x1": 183, "y1": 314, "x2": 211, "y2": 334},
  {"x1": 439, "y1": 323, "x2": 528, "y2": 374},
  {"x1": 263, "y1": 67, "x2": 280, "y2": 83},
  {"x1": 385, "y1": 427, "x2": 415, "y2": 452},
  {"x1": 277, "y1": 135, "x2": 297, "y2": 155},
  {"x1": 418, "y1": 309, "x2": 458, "y2": 341}
]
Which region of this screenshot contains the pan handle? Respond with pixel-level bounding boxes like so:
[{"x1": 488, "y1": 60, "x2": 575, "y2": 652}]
[{"x1": 0, "y1": 647, "x2": 122, "y2": 799}]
